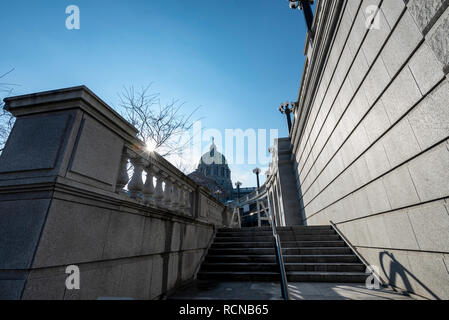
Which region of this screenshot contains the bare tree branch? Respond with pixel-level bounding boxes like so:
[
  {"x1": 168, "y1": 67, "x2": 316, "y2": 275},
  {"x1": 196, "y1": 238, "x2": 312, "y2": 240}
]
[
  {"x1": 0, "y1": 69, "x2": 17, "y2": 152},
  {"x1": 117, "y1": 84, "x2": 201, "y2": 168}
]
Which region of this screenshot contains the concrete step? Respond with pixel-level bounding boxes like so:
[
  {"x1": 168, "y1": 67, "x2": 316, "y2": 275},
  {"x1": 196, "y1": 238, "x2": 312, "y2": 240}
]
[
  {"x1": 216, "y1": 230, "x2": 336, "y2": 237},
  {"x1": 285, "y1": 263, "x2": 365, "y2": 272},
  {"x1": 201, "y1": 263, "x2": 278, "y2": 272},
  {"x1": 284, "y1": 255, "x2": 361, "y2": 263},
  {"x1": 211, "y1": 242, "x2": 275, "y2": 249},
  {"x1": 214, "y1": 234, "x2": 341, "y2": 242},
  {"x1": 201, "y1": 226, "x2": 364, "y2": 283},
  {"x1": 210, "y1": 241, "x2": 346, "y2": 249},
  {"x1": 217, "y1": 226, "x2": 332, "y2": 233},
  {"x1": 197, "y1": 271, "x2": 280, "y2": 281},
  {"x1": 201, "y1": 262, "x2": 365, "y2": 273},
  {"x1": 205, "y1": 254, "x2": 360, "y2": 264},
  {"x1": 208, "y1": 247, "x2": 352, "y2": 256},
  {"x1": 281, "y1": 241, "x2": 346, "y2": 248},
  {"x1": 197, "y1": 271, "x2": 367, "y2": 283},
  {"x1": 287, "y1": 272, "x2": 367, "y2": 283},
  {"x1": 283, "y1": 247, "x2": 352, "y2": 255},
  {"x1": 280, "y1": 226, "x2": 333, "y2": 232}
]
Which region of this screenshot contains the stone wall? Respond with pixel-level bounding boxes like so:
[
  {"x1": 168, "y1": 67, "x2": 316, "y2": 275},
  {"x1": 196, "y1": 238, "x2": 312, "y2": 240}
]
[
  {"x1": 291, "y1": 0, "x2": 449, "y2": 299},
  {"x1": 0, "y1": 86, "x2": 231, "y2": 300},
  {"x1": 266, "y1": 138, "x2": 303, "y2": 226}
]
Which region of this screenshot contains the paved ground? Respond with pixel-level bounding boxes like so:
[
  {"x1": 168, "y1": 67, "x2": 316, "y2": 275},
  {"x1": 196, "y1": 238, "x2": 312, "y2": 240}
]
[{"x1": 169, "y1": 281, "x2": 415, "y2": 300}]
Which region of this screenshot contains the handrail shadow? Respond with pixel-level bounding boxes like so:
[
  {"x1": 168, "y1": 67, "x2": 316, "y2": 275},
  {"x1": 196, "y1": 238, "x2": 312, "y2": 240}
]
[{"x1": 379, "y1": 251, "x2": 439, "y2": 300}]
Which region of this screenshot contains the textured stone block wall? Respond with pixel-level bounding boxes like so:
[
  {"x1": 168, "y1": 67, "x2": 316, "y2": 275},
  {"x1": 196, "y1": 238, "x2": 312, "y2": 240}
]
[
  {"x1": 293, "y1": 0, "x2": 449, "y2": 299},
  {"x1": 20, "y1": 202, "x2": 214, "y2": 300}
]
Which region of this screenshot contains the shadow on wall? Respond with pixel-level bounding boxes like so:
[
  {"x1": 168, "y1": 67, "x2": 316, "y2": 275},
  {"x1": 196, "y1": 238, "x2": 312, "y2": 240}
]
[{"x1": 379, "y1": 251, "x2": 439, "y2": 300}]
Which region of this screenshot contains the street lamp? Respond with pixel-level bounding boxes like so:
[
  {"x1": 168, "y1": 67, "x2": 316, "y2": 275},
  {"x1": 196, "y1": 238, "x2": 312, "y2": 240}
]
[
  {"x1": 279, "y1": 102, "x2": 294, "y2": 133},
  {"x1": 214, "y1": 189, "x2": 223, "y2": 202},
  {"x1": 235, "y1": 181, "x2": 242, "y2": 200},
  {"x1": 265, "y1": 169, "x2": 271, "y2": 178},
  {"x1": 253, "y1": 168, "x2": 261, "y2": 189},
  {"x1": 288, "y1": 0, "x2": 315, "y2": 35}
]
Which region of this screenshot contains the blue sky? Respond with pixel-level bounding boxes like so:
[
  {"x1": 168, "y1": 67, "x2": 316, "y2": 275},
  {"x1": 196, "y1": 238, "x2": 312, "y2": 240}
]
[{"x1": 0, "y1": 0, "x2": 310, "y2": 187}]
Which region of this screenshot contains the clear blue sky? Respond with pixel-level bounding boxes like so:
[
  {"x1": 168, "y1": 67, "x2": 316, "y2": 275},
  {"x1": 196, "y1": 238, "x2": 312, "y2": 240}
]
[{"x1": 0, "y1": 0, "x2": 310, "y2": 187}]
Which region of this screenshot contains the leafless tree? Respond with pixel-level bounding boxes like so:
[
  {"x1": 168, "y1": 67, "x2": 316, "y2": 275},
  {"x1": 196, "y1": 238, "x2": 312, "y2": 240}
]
[
  {"x1": 117, "y1": 84, "x2": 200, "y2": 164},
  {"x1": 0, "y1": 69, "x2": 17, "y2": 152},
  {"x1": 169, "y1": 155, "x2": 198, "y2": 174}
]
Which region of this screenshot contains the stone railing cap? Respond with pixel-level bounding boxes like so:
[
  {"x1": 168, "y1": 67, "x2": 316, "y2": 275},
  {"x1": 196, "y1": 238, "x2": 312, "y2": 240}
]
[{"x1": 4, "y1": 85, "x2": 139, "y2": 137}]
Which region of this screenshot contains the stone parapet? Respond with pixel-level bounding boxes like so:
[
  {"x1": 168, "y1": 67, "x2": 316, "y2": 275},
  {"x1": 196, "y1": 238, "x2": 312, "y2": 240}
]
[{"x1": 0, "y1": 86, "x2": 231, "y2": 300}]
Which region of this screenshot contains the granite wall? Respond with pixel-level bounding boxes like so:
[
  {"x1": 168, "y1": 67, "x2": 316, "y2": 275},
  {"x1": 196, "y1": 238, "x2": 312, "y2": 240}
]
[{"x1": 291, "y1": 0, "x2": 449, "y2": 299}]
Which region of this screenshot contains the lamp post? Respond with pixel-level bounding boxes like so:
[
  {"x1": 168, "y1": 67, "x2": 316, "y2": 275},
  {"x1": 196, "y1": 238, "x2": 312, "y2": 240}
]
[
  {"x1": 214, "y1": 189, "x2": 223, "y2": 202},
  {"x1": 288, "y1": 0, "x2": 315, "y2": 34},
  {"x1": 253, "y1": 168, "x2": 261, "y2": 189},
  {"x1": 235, "y1": 181, "x2": 242, "y2": 200},
  {"x1": 265, "y1": 169, "x2": 271, "y2": 179},
  {"x1": 279, "y1": 102, "x2": 294, "y2": 133}
]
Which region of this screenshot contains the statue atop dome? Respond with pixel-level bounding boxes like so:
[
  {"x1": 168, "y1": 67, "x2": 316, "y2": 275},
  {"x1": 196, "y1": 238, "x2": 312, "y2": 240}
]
[{"x1": 200, "y1": 137, "x2": 227, "y2": 166}]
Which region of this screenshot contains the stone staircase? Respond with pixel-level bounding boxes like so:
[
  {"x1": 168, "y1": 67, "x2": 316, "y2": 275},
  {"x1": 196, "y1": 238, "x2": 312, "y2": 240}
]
[{"x1": 198, "y1": 226, "x2": 368, "y2": 283}]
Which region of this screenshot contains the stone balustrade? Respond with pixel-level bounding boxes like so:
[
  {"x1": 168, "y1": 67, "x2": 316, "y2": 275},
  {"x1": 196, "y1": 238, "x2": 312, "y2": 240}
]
[
  {"x1": 118, "y1": 147, "x2": 194, "y2": 216},
  {"x1": 0, "y1": 86, "x2": 232, "y2": 300}
]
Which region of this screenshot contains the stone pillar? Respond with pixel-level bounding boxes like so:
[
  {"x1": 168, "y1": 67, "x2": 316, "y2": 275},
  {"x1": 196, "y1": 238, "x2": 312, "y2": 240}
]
[
  {"x1": 173, "y1": 182, "x2": 183, "y2": 213},
  {"x1": 142, "y1": 166, "x2": 155, "y2": 205},
  {"x1": 153, "y1": 169, "x2": 164, "y2": 206},
  {"x1": 183, "y1": 187, "x2": 191, "y2": 215},
  {"x1": 170, "y1": 179, "x2": 180, "y2": 211},
  {"x1": 163, "y1": 175, "x2": 173, "y2": 210},
  {"x1": 0, "y1": 86, "x2": 140, "y2": 300},
  {"x1": 116, "y1": 151, "x2": 130, "y2": 191},
  {"x1": 128, "y1": 158, "x2": 144, "y2": 199}
]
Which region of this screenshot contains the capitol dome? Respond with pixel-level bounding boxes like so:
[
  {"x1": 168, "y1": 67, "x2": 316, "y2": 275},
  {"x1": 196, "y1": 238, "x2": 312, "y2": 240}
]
[
  {"x1": 199, "y1": 138, "x2": 228, "y2": 166},
  {"x1": 189, "y1": 139, "x2": 233, "y2": 201}
]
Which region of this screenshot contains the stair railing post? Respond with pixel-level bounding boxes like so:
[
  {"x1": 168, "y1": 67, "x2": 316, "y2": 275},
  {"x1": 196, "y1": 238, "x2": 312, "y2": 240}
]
[{"x1": 268, "y1": 205, "x2": 290, "y2": 300}]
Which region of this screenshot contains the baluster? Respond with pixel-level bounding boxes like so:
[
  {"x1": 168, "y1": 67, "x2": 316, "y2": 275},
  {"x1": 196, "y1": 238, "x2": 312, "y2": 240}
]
[
  {"x1": 163, "y1": 174, "x2": 173, "y2": 209},
  {"x1": 186, "y1": 188, "x2": 192, "y2": 210},
  {"x1": 173, "y1": 182, "x2": 182, "y2": 212},
  {"x1": 170, "y1": 179, "x2": 179, "y2": 210},
  {"x1": 128, "y1": 157, "x2": 144, "y2": 199},
  {"x1": 183, "y1": 187, "x2": 191, "y2": 214},
  {"x1": 179, "y1": 187, "x2": 186, "y2": 212},
  {"x1": 154, "y1": 169, "x2": 164, "y2": 206},
  {"x1": 116, "y1": 152, "x2": 130, "y2": 191},
  {"x1": 143, "y1": 166, "x2": 155, "y2": 205},
  {"x1": 176, "y1": 182, "x2": 185, "y2": 212}
]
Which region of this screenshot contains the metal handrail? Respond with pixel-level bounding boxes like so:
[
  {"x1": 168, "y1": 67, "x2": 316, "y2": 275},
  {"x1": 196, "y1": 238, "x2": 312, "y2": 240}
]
[
  {"x1": 330, "y1": 220, "x2": 384, "y2": 285},
  {"x1": 269, "y1": 212, "x2": 289, "y2": 300}
]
